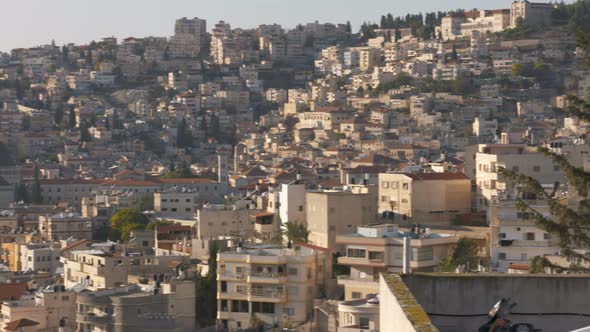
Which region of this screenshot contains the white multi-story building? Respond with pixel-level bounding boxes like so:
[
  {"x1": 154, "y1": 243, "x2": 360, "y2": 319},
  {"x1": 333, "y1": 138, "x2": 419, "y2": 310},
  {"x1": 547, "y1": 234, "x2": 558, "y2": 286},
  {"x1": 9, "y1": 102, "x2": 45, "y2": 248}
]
[
  {"x1": 470, "y1": 144, "x2": 564, "y2": 211},
  {"x1": 18, "y1": 243, "x2": 61, "y2": 273},
  {"x1": 489, "y1": 200, "x2": 560, "y2": 272}
]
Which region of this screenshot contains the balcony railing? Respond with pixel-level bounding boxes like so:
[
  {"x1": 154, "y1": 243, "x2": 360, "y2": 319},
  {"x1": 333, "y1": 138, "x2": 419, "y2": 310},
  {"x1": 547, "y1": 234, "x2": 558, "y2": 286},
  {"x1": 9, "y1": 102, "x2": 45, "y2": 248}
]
[{"x1": 77, "y1": 313, "x2": 110, "y2": 325}]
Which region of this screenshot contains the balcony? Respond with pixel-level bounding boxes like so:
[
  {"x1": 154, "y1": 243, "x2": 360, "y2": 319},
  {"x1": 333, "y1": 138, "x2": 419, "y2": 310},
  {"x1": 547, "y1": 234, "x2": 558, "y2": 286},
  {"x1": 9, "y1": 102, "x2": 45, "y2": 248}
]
[
  {"x1": 338, "y1": 257, "x2": 386, "y2": 267},
  {"x1": 218, "y1": 272, "x2": 246, "y2": 281},
  {"x1": 338, "y1": 327, "x2": 378, "y2": 332},
  {"x1": 77, "y1": 313, "x2": 110, "y2": 325},
  {"x1": 247, "y1": 272, "x2": 287, "y2": 284},
  {"x1": 218, "y1": 290, "x2": 248, "y2": 301},
  {"x1": 250, "y1": 288, "x2": 285, "y2": 302},
  {"x1": 337, "y1": 276, "x2": 379, "y2": 289}
]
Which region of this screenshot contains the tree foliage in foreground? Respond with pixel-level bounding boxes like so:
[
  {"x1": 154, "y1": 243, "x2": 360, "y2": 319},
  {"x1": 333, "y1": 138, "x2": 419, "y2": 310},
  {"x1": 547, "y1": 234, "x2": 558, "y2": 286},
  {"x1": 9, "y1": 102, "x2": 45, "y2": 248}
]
[{"x1": 499, "y1": 32, "x2": 590, "y2": 269}]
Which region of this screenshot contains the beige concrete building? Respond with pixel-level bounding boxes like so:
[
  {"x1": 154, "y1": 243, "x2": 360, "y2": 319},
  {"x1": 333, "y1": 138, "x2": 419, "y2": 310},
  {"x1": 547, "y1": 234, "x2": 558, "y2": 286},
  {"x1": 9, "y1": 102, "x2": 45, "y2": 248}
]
[
  {"x1": 470, "y1": 144, "x2": 564, "y2": 211},
  {"x1": 377, "y1": 173, "x2": 471, "y2": 226},
  {"x1": 489, "y1": 200, "x2": 560, "y2": 272},
  {"x1": 359, "y1": 48, "x2": 381, "y2": 71},
  {"x1": 337, "y1": 224, "x2": 457, "y2": 302},
  {"x1": 62, "y1": 242, "x2": 189, "y2": 291},
  {"x1": 0, "y1": 288, "x2": 77, "y2": 331},
  {"x1": 510, "y1": 0, "x2": 555, "y2": 27},
  {"x1": 169, "y1": 17, "x2": 207, "y2": 58},
  {"x1": 195, "y1": 205, "x2": 261, "y2": 240},
  {"x1": 76, "y1": 281, "x2": 195, "y2": 332},
  {"x1": 306, "y1": 186, "x2": 377, "y2": 252},
  {"x1": 39, "y1": 213, "x2": 93, "y2": 241},
  {"x1": 216, "y1": 244, "x2": 331, "y2": 331}
]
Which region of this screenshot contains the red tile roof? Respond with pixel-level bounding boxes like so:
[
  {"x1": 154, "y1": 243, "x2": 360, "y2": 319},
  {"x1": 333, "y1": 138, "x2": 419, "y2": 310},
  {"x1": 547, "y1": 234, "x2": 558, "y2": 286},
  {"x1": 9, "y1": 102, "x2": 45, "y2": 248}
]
[
  {"x1": 0, "y1": 283, "x2": 28, "y2": 301},
  {"x1": 4, "y1": 318, "x2": 39, "y2": 331},
  {"x1": 295, "y1": 242, "x2": 332, "y2": 253},
  {"x1": 250, "y1": 211, "x2": 275, "y2": 218},
  {"x1": 157, "y1": 178, "x2": 215, "y2": 184},
  {"x1": 61, "y1": 239, "x2": 93, "y2": 253},
  {"x1": 405, "y1": 173, "x2": 469, "y2": 181},
  {"x1": 508, "y1": 263, "x2": 529, "y2": 271}
]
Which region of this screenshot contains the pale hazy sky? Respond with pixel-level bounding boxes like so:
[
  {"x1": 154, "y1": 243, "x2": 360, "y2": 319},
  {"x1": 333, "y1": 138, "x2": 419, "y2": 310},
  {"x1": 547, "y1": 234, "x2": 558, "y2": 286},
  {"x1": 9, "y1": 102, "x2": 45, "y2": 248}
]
[{"x1": 0, "y1": 0, "x2": 562, "y2": 51}]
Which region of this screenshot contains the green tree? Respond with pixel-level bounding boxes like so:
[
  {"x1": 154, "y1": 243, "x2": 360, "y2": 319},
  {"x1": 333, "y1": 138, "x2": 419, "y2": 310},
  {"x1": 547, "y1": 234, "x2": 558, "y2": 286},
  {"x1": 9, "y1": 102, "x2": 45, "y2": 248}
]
[
  {"x1": 14, "y1": 183, "x2": 29, "y2": 203},
  {"x1": 282, "y1": 115, "x2": 300, "y2": 133},
  {"x1": 194, "y1": 243, "x2": 218, "y2": 327},
  {"x1": 282, "y1": 221, "x2": 309, "y2": 243},
  {"x1": 68, "y1": 108, "x2": 76, "y2": 128},
  {"x1": 438, "y1": 237, "x2": 480, "y2": 272},
  {"x1": 31, "y1": 165, "x2": 43, "y2": 204},
  {"x1": 162, "y1": 161, "x2": 195, "y2": 179},
  {"x1": 176, "y1": 118, "x2": 192, "y2": 148},
  {"x1": 79, "y1": 121, "x2": 91, "y2": 142},
  {"x1": 53, "y1": 107, "x2": 64, "y2": 127},
  {"x1": 112, "y1": 109, "x2": 122, "y2": 130},
  {"x1": 109, "y1": 209, "x2": 150, "y2": 241},
  {"x1": 394, "y1": 28, "x2": 402, "y2": 42},
  {"x1": 0, "y1": 142, "x2": 13, "y2": 166},
  {"x1": 529, "y1": 256, "x2": 551, "y2": 273},
  {"x1": 498, "y1": 32, "x2": 590, "y2": 268}
]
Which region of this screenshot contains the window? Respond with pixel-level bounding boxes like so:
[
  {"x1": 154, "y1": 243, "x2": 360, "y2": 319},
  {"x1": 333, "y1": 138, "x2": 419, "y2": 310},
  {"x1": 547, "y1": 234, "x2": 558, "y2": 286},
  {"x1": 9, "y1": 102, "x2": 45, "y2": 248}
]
[
  {"x1": 298, "y1": 205, "x2": 303, "y2": 212},
  {"x1": 381, "y1": 196, "x2": 388, "y2": 202},
  {"x1": 391, "y1": 182, "x2": 398, "y2": 189},
  {"x1": 517, "y1": 212, "x2": 531, "y2": 220},
  {"x1": 287, "y1": 286, "x2": 298, "y2": 295},
  {"x1": 368, "y1": 251, "x2": 384, "y2": 262},
  {"x1": 288, "y1": 268, "x2": 298, "y2": 276},
  {"x1": 283, "y1": 307, "x2": 295, "y2": 317},
  {"x1": 402, "y1": 183, "x2": 409, "y2": 190},
  {"x1": 411, "y1": 247, "x2": 433, "y2": 261},
  {"x1": 186, "y1": 199, "x2": 191, "y2": 203},
  {"x1": 533, "y1": 166, "x2": 541, "y2": 172},
  {"x1": 359, "y1": 317, "x2": 370, "y2": 329},
  {"x1": 544, "y1": 233, "x2": 550, "y2": 240},
  {"x1": 498, "y1": 253, "x2": 506, "y2": 260},
  {"x1": 381, "y1": 181, "x2": 389, "y2": 189},
  {"x1": 235, "y1": 266, "x2": 244, "y2": 274},
  {"x1": 525, "y1": 232, "x2": 535, "y2": 241},
  {"x1": 351, "y1": 292, "x2": 362, "y2": 299},
  {"x1": 499, "y1": 233, "x2": 506, "y2": 239},
  {"x1": 347, "y1": 248, "x2": 366, "y2": 258}
]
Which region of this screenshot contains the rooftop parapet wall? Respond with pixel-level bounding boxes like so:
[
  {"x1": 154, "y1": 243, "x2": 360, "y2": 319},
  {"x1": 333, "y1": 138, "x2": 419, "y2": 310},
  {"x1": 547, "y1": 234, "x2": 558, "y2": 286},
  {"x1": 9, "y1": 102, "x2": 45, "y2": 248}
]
[{"x1": 401, "y1": 273, "x2": 590, "y2": 332}]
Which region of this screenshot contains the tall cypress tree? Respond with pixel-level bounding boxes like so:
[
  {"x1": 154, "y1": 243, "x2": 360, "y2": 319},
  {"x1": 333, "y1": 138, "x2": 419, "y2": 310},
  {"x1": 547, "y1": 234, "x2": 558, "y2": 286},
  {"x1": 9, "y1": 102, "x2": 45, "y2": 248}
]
[
  {"x1": 68, "y1": 108, "x2": 76, "y2": 128},
  {"x1": 31, "y1": 165, "x2": 43, "y2": 204}
]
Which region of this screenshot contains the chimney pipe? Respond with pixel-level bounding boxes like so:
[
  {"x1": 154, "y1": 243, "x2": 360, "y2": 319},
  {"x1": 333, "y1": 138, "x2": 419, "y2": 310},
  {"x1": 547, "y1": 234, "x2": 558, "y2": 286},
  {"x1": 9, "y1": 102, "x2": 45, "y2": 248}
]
[{"x1": 402, "y1": 237, "x2": 411, "y2": 274}]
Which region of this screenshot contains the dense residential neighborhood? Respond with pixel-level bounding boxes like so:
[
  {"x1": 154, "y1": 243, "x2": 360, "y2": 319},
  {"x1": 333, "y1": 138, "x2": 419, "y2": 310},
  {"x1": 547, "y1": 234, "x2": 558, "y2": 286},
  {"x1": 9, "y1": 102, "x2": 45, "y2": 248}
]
[{"x1": 1, "y1": 0, "x2": 590, "y2": 331}]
